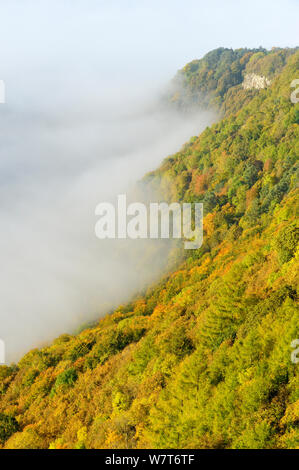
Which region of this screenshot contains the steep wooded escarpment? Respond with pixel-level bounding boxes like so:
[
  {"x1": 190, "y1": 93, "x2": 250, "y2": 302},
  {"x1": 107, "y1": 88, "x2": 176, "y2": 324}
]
[{"x1": 0, "y1": 48, "x2": 298, "y2": 449}]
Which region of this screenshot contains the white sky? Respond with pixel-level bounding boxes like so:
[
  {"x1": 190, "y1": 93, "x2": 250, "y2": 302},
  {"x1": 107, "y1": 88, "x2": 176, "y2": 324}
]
[{"x1": 0, "y1": 0, "x2": 298, "y2": 88}]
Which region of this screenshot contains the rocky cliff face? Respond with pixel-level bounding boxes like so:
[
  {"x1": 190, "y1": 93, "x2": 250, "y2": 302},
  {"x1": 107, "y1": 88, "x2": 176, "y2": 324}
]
[{"x1": 242, "y1": 73, "x2": 271, "y2": 89}]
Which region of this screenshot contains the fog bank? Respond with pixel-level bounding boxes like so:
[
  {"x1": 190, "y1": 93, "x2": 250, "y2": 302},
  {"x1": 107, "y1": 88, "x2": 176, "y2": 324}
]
[{"x1": 0, "y1": 73, "x2": 214, "y2": 362}]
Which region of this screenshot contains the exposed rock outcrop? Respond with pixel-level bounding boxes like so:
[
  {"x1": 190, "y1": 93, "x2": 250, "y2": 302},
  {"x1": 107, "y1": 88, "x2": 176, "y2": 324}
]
[{"x1": 242, "y1": 73, "x2": 271, "y2": 89}]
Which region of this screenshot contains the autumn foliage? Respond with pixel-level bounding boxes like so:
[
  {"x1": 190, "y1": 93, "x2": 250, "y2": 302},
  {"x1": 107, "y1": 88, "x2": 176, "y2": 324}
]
[{"x1": 0, "y1": 48, "x2": 298, "y2": 449}]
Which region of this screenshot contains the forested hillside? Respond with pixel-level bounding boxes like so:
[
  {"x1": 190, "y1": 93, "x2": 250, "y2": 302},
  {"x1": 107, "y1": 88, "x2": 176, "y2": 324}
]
[
  {"x1": 170, "y1": 46, "x2": 297, "y2": 116},
  {"x1": 0, "y1": 48, "x2": 298, "y2": 449}
]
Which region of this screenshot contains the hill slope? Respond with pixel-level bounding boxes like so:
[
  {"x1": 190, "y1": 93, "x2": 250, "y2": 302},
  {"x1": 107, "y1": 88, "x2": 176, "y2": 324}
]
[
  {"x1": 170, "y1": 46, "x2": 298, "y2": 116},
  {"x1": 0, "y1": 48, "x2": 298, "y2": 449}
]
